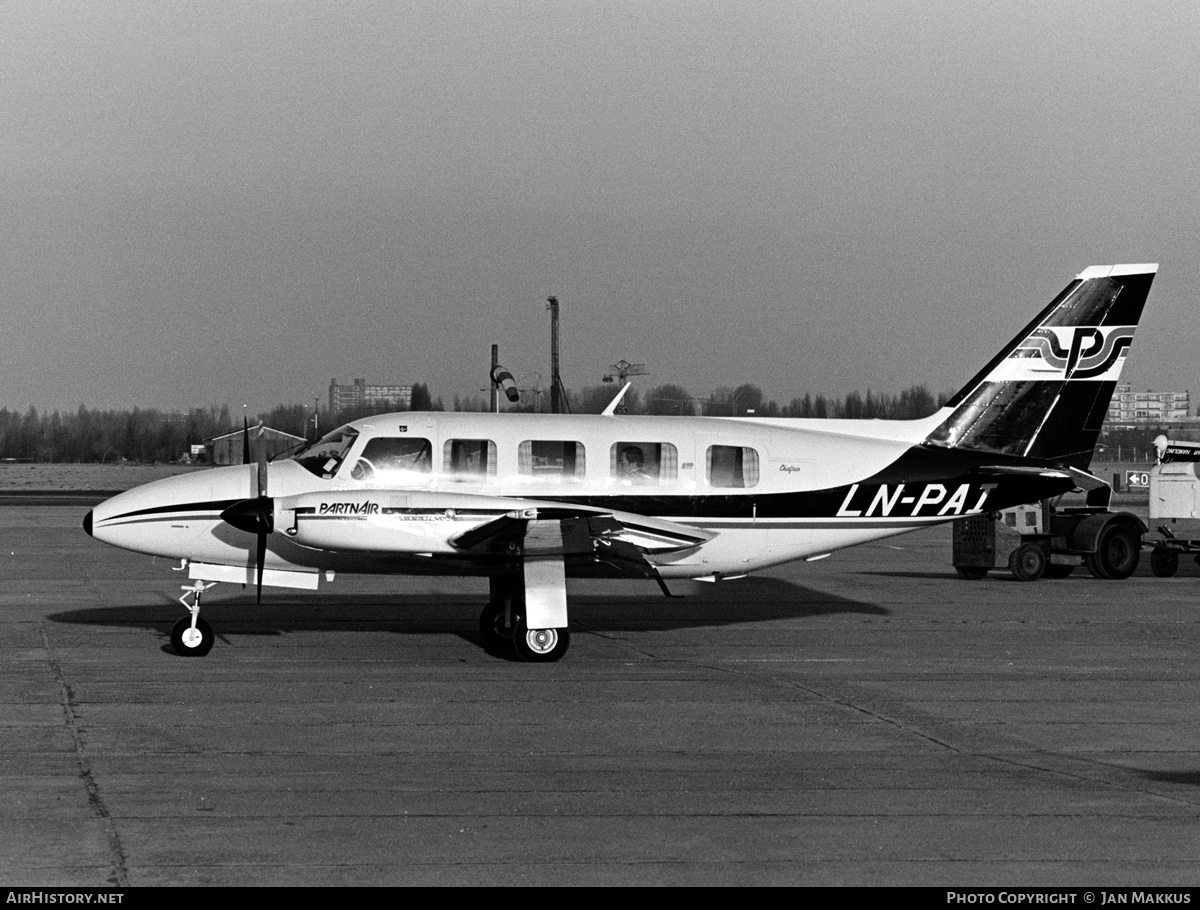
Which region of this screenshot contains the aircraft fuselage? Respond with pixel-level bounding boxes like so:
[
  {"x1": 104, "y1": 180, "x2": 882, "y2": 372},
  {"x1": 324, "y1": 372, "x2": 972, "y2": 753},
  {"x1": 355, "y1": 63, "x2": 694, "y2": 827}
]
[{"x1": 88, "y1": 410, "x2": 1073, "y2": 585}]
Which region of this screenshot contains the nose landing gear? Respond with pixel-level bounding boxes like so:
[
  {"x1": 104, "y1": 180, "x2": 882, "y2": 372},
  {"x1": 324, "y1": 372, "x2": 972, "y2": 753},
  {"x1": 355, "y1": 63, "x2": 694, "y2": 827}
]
[{"x1": 172, "y1": 581, "x2": 217, "y2": 656}]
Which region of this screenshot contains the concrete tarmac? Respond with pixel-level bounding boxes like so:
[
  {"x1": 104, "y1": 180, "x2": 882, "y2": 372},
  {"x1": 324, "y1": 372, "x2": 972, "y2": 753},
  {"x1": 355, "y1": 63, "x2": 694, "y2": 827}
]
[{"x1": 3, "y1": 502, "x2": 1200, "y2": 886}]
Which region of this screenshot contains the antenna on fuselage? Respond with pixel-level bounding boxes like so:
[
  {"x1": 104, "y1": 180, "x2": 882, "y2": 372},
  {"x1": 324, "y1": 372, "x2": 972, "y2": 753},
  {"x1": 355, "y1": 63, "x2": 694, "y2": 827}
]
[
  {"x1": 601, "y1": 382, "x2": 632, "y2": 416},
  {"x1": 601, "y1": 360, "x2": 648, "y2": 415}
]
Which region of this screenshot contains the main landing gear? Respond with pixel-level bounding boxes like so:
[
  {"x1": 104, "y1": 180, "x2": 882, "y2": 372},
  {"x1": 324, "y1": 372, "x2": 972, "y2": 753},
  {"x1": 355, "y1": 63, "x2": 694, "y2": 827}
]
[
  {"x1": 479, "y1": 578, "x2": 570, "y2": 663},
  {"x1": 168, "y1": 574, "x2": 572, "y2": 662},
  {"x1": 172, "y1": 580, "x2": 217, "y2": 656}
]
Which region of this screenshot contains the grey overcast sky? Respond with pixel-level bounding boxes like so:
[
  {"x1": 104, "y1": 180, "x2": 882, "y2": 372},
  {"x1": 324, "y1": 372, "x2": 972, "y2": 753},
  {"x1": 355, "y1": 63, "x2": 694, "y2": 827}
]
[{"x1": 3, "y1": 0, "x2": 1198, "y2": 415}]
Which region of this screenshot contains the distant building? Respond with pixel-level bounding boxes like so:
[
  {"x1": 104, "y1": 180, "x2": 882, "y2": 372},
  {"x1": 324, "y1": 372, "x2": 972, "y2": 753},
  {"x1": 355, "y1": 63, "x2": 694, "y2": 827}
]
[
  {"x1": 329, "y1": 378, "x2": 412, "y2": 416},
  {"x1": 206, "y1": 427, "x2": 307, "y2": 465},
  {"x1": 1106, "y1": 385, "x2": 1191, "y2": 423}
]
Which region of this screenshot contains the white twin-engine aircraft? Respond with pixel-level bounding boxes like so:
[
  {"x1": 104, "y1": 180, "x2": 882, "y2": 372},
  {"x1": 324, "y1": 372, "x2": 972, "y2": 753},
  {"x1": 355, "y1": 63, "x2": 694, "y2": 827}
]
[{"x1": 85, "y1": 264, "x2": 1158, "y2": 661}]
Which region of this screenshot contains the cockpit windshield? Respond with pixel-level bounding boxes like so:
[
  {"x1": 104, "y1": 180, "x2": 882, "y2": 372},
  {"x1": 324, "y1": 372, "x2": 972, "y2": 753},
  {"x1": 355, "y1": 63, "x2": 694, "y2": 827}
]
[{"x1": 291, "y1": 425, "x2": 360, "y2": 478}]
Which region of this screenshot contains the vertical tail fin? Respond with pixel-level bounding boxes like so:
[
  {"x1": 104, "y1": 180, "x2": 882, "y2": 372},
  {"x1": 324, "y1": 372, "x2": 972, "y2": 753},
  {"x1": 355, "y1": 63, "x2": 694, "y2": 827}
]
[{"x1": 926, "y1": 263, "x2": 1158, "y2": 468}]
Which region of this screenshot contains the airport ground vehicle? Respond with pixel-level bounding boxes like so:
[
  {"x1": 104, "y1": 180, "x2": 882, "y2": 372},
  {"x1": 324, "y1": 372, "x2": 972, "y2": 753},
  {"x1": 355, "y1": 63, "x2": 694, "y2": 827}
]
[
  {"x1": 952, "y1": 490, "x2": 1146, "y2": 581},
  {"x1": 1145, "y1": 436, "x2": 1200, "y2": 577}
]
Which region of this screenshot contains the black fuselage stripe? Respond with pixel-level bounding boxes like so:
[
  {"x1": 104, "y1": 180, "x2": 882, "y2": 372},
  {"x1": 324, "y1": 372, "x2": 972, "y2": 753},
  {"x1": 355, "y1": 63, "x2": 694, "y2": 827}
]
[{"x1": 106, "y1": 499, "x2": 242, "y2": 522}]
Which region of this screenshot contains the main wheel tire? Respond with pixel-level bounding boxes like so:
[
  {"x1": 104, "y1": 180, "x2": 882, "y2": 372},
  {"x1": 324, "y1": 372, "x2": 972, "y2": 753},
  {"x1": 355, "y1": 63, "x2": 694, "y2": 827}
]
[
  {"x1": 955, "y1": 566, "x2": 989, "y2": 580},
  {"x1": 170, "y1": 616, "x2": 214, "y2": 656},
  {"x1": 479, "y1": 599, "x2": 518, "y2": 649},
  {"x1": 1094, "y1": 525, "x2": 1140, "y2": 580},
  {"x1": 512, "y1": 620, "x2": 570, "y2": 663},
  {"x1": 1009, "y1": 543, "x2": 1047, "y2": 582},
  {"x1": 1083, "y1": 553, "x2": 1108, "y2": 579},
  {"x1": 1150, "y1": 548, "x2": 1180, "y2": 578}
]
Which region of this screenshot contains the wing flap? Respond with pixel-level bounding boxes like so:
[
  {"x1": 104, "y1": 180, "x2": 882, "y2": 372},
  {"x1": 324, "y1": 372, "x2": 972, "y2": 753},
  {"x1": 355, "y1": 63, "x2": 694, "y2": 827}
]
[{"x1": 449, "y1": 510, "x2": 535, "y2": 553}]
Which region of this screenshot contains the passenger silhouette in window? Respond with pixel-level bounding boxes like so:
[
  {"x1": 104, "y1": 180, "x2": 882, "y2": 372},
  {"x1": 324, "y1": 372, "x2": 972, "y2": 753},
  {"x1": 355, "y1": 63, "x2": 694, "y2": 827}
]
[{"x1": 618, "y1": 445, "x2": 653, "y2": 484}]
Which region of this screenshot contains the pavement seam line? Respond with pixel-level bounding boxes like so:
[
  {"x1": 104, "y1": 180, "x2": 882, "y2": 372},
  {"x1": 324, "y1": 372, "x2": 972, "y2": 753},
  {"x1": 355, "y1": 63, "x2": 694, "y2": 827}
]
[
  {"x1": 581, "y1": 617, "x2": 1200, "y2": 809},
  {"x1": 747, "y1": 665, "x2": 1200, "y2": 810},
  {"x1": 41, "y1": 623, "x2": 131, "y2": 887}
]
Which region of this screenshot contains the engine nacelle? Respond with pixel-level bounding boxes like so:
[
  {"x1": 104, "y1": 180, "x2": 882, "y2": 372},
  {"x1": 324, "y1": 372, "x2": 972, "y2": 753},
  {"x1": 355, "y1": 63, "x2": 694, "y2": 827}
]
[{"x1": 276, "y1": 490, "x2": 536, "y2": 555}]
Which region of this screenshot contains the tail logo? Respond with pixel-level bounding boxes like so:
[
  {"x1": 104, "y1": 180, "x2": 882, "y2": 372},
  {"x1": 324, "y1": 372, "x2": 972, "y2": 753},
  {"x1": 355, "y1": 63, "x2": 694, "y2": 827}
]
[{"x1": 995, "y1": 326, "x2": 1135, "y2": 382}]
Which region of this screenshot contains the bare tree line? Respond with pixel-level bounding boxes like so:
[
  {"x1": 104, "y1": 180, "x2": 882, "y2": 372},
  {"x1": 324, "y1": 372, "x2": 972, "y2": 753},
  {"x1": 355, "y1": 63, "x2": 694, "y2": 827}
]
[{"x1": 2, "y1": 382, "x2": 947, "y2": 463}]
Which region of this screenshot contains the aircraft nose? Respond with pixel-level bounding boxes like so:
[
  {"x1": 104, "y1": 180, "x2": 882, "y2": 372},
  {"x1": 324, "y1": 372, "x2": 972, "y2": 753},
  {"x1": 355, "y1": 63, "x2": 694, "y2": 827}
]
[{"x1": 83, "y1": 510, "x2": 93, "y2": 537}]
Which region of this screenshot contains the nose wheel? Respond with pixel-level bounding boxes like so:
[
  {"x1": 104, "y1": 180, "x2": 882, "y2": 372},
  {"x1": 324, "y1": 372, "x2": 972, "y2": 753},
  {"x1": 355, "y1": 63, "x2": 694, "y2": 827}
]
[
  {"x1": 171, "y1": 616, "x2": 214, "y2": 656},
  {"x1": 172, "y1": 581, "x2": 217, "y2": 656}
]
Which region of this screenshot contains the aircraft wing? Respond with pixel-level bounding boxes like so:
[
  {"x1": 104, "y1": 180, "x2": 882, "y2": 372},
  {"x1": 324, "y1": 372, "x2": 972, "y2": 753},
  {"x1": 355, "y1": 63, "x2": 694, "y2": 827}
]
[
  {"x1": 451, "y1": 507, "x2": 710, "y2": 553},
  {"x1": 276, "y1": 489, "x2": 712, "y2": 578},
  {"x1": 449, "y1": 506, "x2": 713, "y2": 578},
  {"x1": 452, "y1": 509, "x2": 607, "y2": 553}
]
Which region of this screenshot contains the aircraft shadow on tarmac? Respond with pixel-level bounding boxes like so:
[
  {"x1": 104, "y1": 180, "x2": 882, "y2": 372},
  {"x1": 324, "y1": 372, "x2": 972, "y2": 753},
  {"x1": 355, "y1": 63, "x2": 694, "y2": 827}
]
[
  {"x1": 1136, "y1": 770, "x2": 1200, "y2": 787},
  {"x1": 858, "y1": 563, "x2": 1194, "y2": 581},
  {"x1": 47, "y1": 575, "x2": 888, "y2": 656},
  {"x1": 856, "y1": 569, "x2": 1066, "y2": 581},
  {"x1": 857, "y1": 569, "x2": 987, "y2": 580}
]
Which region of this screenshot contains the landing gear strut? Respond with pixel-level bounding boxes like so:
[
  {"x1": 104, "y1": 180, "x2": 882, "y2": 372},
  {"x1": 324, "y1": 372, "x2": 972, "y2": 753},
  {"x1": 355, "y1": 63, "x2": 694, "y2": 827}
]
[
  {"x1": 172, "y1": 581, "x2": 217, "y2": 656},
  {"x1": 479, "y1": 596, "x2": 520, "y2": 650},
  {"x1": 480, "y1": 575, "x2": 570, "y2": 662}
]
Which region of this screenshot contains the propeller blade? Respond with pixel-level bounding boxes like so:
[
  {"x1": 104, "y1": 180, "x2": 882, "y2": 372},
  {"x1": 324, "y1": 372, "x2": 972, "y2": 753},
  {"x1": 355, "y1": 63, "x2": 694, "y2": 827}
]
[
  {"x1": 255, "y1": 531, "x2": 266, "y2": 604},
  {"x1": 257, "y1": 425, "x2": 268, "y2": 498},
  {"x1": 231, "y1": 419, "x2": 271, "y2": 603}
]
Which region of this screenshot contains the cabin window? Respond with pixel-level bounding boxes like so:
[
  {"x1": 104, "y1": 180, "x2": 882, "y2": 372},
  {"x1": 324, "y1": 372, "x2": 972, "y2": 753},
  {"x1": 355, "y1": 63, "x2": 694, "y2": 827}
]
[
  {"x1": 706, "y1": 445, "x2": 760, "y2": 488},
  {"x1": 518, "y1": 440, "x2": 586, "y2": 480},
  {"x1": 291, "y1": 425, "x2": 359, "y2": 479},
  {"x1": 349, "y1": 437, "x2": 432, "y2": 482},
  {"x1": 609, "y1": 442, "x2": 678, "y2": 485},
  {"x1": 443, "y1": 439, "x2": 496, "y2": 480}
]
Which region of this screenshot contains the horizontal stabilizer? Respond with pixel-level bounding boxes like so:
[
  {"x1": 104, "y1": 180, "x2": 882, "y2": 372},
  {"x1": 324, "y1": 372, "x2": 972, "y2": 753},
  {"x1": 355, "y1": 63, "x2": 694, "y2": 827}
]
[
  {"x1": 1066, "y1": 466, "x2": 1111, "y2": 491},
  {"x1": 977, "y1": 465, "x2": 1073, "y2": 480}
]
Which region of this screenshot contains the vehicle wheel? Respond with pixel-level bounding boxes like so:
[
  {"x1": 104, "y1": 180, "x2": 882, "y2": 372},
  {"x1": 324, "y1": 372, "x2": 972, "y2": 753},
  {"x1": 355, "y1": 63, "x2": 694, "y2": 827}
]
[
  {"x1": 512, "y1": 620, "x2": 570, "y2": 663},
  {"x1": 955, "y1": 566, "x2": 989, "y2": 580},
  {"x1": 170, "y1": 616, "x2": 214, "y2": 656},
  {"x1": 479, "y1": 598, "x2": 518, "y2": 649},
  {"x1": 1044, "y1": 563, "x2": 1075, "y2": 578},
  {"x1": 1094, "y1": 525, "x2": 1140, "y2": 580},
  {"x1": 1009, "y1": 543, "x2": 1046, "y2": 582},
  {"x1": 1151, "y1": 548, "x2": 1180, "y2": 578},
  {"x1": 1083, "y1": 553, "x2": 1107, "y2": 579}
]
